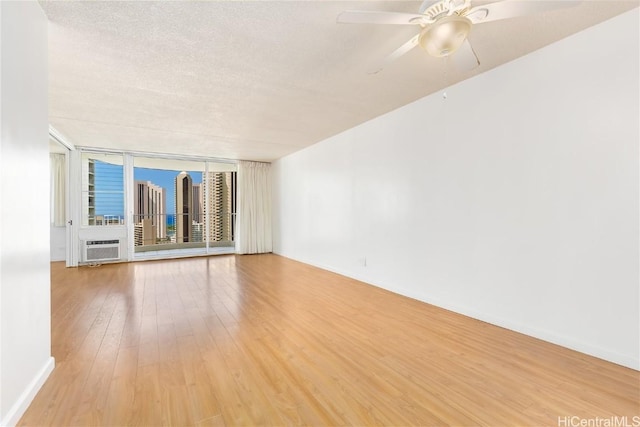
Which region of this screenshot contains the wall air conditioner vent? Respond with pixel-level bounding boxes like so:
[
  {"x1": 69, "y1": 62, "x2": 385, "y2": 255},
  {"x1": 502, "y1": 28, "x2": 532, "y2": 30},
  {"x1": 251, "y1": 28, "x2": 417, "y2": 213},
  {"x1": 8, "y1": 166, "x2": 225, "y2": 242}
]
[{"x1": 83, "y1": 239, "x2": 120, "y2": 262}]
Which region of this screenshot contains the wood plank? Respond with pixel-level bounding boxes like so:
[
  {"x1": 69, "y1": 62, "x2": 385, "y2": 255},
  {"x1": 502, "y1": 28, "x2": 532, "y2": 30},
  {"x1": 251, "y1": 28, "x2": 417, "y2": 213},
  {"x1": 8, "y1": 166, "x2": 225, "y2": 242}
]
[{"x1": 18, "y1": 256, "x2": 640, "y2": 426}]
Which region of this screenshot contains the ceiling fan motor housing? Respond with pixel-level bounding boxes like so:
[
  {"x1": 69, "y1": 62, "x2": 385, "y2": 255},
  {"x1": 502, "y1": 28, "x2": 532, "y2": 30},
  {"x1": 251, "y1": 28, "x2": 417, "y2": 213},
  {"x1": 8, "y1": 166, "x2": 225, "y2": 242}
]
[{"x1": 419, "y1": 15, "x2": 472, "y2": 57}]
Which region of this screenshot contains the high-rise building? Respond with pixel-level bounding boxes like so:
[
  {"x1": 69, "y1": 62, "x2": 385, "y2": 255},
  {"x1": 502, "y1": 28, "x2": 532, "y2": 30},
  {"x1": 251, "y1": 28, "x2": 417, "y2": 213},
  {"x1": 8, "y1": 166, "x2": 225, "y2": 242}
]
[
  {"x1": 205, "y1": 171, "x2": 236, "y2": 242},
  {"x1": 81, "y1": 158, "x2": 96, "y2": 225},
  {"x1": 191, "y1": 222, "x2": 204, "y2": 243},
  {"x1": 134, "y1": 180, "x2": 166, "y2": 245},
  {"x1": 175, "y1": 171, "x2": 193, "y2": 244},
  {"x1": 192, "y1": 183, "x2": 204, "y2": 223},
  {"x1": 133, "y1": 219, "x2": 156, "y2": 246}
]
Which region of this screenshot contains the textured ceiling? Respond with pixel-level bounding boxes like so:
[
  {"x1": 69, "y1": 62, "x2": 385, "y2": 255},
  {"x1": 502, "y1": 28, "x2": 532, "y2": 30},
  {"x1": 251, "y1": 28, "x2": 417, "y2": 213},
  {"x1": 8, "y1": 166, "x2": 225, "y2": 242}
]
[{"x1": 41, "y1": 0, "x2": 638, "y2": 162}]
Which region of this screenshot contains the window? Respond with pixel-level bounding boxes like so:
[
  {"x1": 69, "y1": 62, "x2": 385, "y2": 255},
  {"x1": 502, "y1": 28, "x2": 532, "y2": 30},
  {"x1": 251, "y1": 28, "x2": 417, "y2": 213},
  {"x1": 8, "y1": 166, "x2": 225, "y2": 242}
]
[
  {"x1": 204, "y1": 170, "x2": 237, "y2": 245},
  {"x1": 81, "y1": 152, "x2": 124, "y2": 226},
  {"x1": 132, "y1": 157, "x2": 236, "y2": 254},
  {"x1": 133, "y1": 157, "x2": 203, "y2": 248}
]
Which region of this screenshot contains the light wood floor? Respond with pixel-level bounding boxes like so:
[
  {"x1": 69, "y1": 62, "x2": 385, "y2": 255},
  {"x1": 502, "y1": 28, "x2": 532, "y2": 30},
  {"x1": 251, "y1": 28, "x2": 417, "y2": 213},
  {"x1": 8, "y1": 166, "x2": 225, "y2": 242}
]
[{"x1": 20, "y1": 254, "x2": 639, "y2": 426}]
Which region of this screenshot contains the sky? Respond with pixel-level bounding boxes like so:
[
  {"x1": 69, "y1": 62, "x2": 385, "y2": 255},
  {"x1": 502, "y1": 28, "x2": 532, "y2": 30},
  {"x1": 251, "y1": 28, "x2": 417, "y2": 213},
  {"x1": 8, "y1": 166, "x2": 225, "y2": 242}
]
[{"x1": 93, "y1": 160, "x2": 202, "y2": 217}]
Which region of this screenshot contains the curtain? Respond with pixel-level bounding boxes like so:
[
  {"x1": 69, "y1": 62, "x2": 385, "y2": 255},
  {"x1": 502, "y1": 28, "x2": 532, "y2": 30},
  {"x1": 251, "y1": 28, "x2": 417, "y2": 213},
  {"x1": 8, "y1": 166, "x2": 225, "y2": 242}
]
[
  {"x1": 236, "y1": 161, "x2": 272, "y2": 254},
  {"x1": 50, "y1": 153, "x2": 66, "y2": 227}
]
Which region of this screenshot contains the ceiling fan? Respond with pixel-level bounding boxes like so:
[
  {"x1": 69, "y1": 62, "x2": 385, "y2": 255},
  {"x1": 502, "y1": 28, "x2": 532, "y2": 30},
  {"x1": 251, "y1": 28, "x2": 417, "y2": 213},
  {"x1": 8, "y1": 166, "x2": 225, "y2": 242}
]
[{"x1": 337, "y1": 0, "x2": 580, "y2": 74}]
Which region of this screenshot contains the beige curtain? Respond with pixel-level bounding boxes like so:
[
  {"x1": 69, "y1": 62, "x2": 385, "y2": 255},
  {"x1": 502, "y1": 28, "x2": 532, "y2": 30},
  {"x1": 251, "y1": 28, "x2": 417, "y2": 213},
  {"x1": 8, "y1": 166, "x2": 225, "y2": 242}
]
[
  {"x1": 50, "y1": 153, "x2": 66, "y2": 227},
  {"x1": 236, "y1": 161, "x2": 272, "y2": 254}
]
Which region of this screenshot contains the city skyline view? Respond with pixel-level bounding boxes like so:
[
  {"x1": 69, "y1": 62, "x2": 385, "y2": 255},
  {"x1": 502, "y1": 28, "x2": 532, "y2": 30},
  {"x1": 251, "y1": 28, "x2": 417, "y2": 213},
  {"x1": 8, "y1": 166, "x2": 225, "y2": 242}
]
[
  {"x1": 134, "y1": 167, "x2": 202, "y2": 216},
  {"x1": 90, "y1": 160, "x2": 203, "y2": 220},
  {"x1": 134, "y1": 168, "x2": 236, "y2": 246},
  {"x1": 85, "y1": 157, "x2": 236, "y2": 247}
]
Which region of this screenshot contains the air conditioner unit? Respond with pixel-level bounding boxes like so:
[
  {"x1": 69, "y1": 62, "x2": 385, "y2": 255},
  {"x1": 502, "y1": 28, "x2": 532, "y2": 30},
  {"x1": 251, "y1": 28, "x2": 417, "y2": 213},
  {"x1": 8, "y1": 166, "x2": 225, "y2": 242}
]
[{"x1": 83, "y1": 239, "x2": 120, "y2": 262}]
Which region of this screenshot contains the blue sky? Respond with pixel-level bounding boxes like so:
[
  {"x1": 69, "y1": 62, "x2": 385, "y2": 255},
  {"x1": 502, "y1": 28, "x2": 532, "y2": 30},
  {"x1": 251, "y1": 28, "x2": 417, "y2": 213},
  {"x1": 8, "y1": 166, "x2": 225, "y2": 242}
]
[{"x1": 93, "y1": 161, "x2": 202, "y2": 216}]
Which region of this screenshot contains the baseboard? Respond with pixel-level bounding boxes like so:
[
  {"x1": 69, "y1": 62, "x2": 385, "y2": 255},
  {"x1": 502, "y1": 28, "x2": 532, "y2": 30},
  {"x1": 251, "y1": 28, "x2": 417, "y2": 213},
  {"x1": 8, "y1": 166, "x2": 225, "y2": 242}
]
[{"x1": 0, "y1": 356, "x2": 55, "y2": 427}]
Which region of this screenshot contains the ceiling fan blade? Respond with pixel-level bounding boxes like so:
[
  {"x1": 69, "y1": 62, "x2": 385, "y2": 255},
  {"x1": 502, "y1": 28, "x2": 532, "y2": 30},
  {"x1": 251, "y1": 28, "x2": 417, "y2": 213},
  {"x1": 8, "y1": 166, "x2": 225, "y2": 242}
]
[
  {"x1": 452, "y1": 39, "x2": 480, "y2": 71},
  {"x1": 367, "y1": 34, "x2": 420, "y2": 74},
  {"x1": 465, "y1": 0, "x2": 581, "y2": 24},
  {"x1": 337, "y1": 10, "x2": 427, "y2": 25}
]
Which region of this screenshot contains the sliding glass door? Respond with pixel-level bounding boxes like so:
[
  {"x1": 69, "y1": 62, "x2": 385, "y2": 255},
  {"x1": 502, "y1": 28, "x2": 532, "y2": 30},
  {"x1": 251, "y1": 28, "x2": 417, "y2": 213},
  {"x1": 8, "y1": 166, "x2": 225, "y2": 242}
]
[{"x1": 131, "y1": 156, "x2": 237, "y2": 258}]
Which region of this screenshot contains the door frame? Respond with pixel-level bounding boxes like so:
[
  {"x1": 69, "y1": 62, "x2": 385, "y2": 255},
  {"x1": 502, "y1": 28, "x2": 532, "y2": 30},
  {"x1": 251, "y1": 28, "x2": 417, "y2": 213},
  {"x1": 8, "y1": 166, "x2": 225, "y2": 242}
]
[{"x1": 50, "y1": 126, "x2": 78, "y2": 267}]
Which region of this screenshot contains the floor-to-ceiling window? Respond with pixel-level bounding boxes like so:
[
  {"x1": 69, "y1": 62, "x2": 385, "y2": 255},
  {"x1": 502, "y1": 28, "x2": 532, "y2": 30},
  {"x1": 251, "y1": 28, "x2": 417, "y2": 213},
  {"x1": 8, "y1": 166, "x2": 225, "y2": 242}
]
[
  {"x1": 131, "y1": 156, "x2": 237, "y2": 259},
  {"x1": 204, "y1": 165, "x2": 237, "y2": 248},
  {"x1": 76, "y1": 150, "x2": 236, "y2": 263}
]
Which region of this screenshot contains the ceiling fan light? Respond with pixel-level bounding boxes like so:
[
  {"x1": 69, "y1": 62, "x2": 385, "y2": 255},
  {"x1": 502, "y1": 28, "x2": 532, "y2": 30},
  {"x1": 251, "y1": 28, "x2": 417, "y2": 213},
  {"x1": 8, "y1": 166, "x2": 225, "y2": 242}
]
[{"x1": 419, "y1": 15, "x2": 472, "y2": 57}]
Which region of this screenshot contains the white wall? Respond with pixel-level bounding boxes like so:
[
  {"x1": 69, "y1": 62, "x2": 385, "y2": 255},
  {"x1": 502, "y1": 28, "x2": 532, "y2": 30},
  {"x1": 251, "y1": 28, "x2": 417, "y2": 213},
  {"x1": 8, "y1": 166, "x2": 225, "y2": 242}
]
[
  {"x1": 0, "y1": 2, "x2": 54, "y2": 425},
  {"x1": 50, "y1": 226, "x2": 66, "y2": 262},
  {"x1": 272, "y1": 10, "x2": 639, "y2": 370}
]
